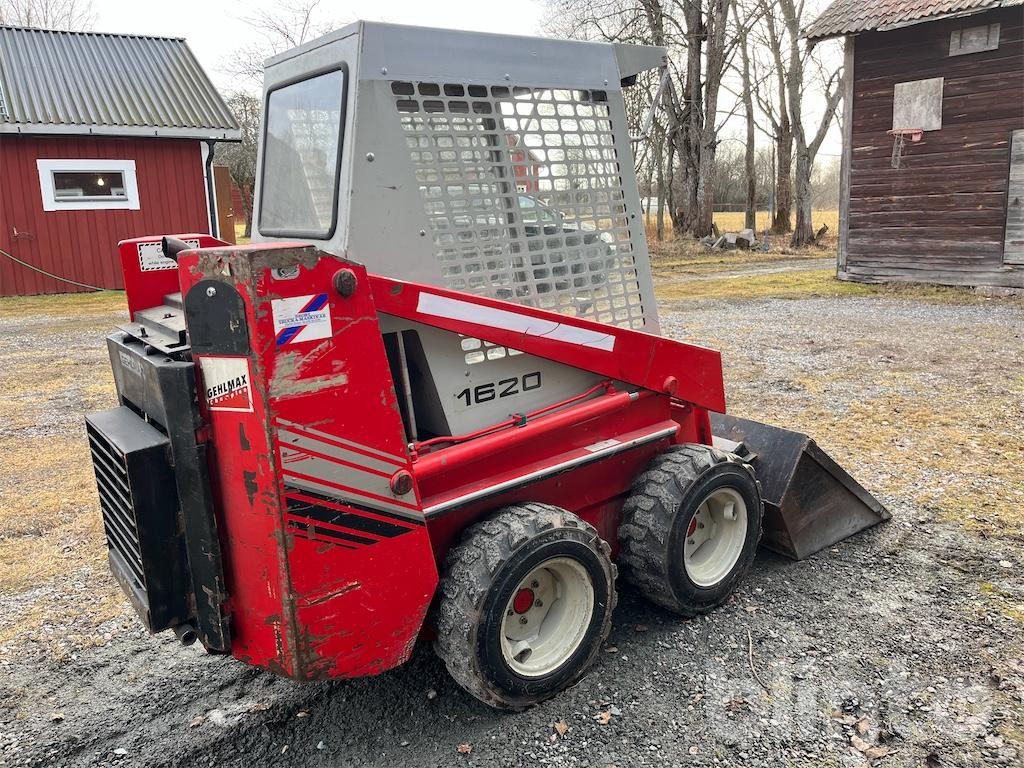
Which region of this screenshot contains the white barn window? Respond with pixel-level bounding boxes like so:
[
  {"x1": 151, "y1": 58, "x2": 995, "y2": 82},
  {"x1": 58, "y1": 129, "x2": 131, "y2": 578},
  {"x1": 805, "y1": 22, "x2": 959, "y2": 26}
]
[{"x1": 37, "y1": 159, "x2": 140, "y2": 211}]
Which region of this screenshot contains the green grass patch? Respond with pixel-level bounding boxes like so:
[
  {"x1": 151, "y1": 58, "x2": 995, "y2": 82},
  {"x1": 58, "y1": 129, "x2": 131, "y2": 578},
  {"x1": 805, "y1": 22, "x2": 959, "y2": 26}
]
[
  {"x1": 655, "y1": 268, "x2": 873, "y2": 301},
  {"x1": 654, "y1": 268, "x2": 1020, "y2": 304}
]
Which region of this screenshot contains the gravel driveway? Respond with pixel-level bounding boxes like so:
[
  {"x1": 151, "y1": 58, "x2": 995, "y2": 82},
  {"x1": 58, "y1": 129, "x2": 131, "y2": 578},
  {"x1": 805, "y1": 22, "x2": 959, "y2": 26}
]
[{"x1": 1, "y1": 288, "x2": 1022, "y2": 768}]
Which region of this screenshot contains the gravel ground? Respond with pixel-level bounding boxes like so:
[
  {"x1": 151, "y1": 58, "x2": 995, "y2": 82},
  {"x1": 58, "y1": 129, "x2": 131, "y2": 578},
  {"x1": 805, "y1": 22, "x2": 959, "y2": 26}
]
[{"x1": 1, "y1": 288, "x2": 1022, "y2": 768}]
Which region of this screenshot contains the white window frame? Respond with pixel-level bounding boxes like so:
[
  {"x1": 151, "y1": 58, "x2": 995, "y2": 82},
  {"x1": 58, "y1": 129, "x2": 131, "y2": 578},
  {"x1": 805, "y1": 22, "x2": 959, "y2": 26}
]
[{"x1": 37, "y1": 159, "x2": 140, "y2": 211}]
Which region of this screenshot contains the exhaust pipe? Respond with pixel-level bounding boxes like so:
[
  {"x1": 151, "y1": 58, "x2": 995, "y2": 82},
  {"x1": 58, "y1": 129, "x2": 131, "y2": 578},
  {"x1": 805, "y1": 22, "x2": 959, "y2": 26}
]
[
  {"x1": 161, "y1": 236, "x2": 193, "y2": 262},
  {"x1": 173, "y1": 623, "x2": 198, "y2": 646}
]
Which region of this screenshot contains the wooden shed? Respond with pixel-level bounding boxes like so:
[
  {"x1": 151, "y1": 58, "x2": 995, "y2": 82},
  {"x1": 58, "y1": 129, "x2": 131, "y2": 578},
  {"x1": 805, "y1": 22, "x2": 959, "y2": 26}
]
[
  {"x1": 805, "y1": 0, "x2": 1024, "y2": 288},
  {"x1": 0, "y1": 26, "x2": 239, "y2": 296}
]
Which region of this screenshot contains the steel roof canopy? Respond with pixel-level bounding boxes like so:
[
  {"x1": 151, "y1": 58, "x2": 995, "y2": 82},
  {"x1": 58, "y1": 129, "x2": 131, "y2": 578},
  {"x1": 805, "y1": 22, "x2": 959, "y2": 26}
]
[
  {"x1": 0, "y1": 25, "x2": 240, "y2": 139},
  {"x1": 264, "y1": 21, "x2": 667, "y2": 89}
]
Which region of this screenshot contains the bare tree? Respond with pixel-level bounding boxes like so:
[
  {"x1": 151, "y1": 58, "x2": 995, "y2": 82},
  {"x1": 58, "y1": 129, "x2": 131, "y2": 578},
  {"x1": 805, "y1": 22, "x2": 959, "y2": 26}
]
[
  {"x1": 216, "y1": 1, "x2": 344, "y2": 235},
  {"x1": 779, "y1": 0, "x2": 843, "y2": 245},
  {"x1": 223, "y1": 1, "x2": 338, "y2": 91},
  {"x1": 217, "y1": 94, "x2": 261, "y2": 237},
  {"x1": 731, "y1": 1, "x2": 760, "y2": 231},
  {"x1": 546, "y1": 0, "x2": 743, "y2": 240},
  {"x1": 0, "y1": 0, "x2": 95, "y2": 29},
  {"x1": 757, "y1": 0, "x2": 843, "y2": 245},
  {"x1": 751, "y1": 5, "x2": 794, "y2": 234}
]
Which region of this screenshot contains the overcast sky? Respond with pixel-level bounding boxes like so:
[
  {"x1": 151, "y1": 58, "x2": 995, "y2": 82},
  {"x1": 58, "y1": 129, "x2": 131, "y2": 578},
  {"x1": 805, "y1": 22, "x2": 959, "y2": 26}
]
[
  {"x1": 92, "y1": 0, "x2": 546, "y2": 91},
  {"x1": 89, "y1": 0, "x2": 840, "y2": 156}
]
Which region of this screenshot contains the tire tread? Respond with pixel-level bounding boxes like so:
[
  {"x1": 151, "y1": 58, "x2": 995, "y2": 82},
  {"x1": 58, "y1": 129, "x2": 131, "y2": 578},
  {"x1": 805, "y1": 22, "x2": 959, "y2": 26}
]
[
  {"x1": 619, "y1": 445, "x2": 762, "y2": 616},
  {"x1": 433, "y1": 503, "x2": 615, "y2": 709}
]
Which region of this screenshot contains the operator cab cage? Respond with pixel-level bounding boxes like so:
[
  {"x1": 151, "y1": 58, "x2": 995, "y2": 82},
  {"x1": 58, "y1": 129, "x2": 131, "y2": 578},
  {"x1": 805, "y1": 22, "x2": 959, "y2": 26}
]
[{"x1": 254, "y1": 21, "x2": 666, "y2": 334}]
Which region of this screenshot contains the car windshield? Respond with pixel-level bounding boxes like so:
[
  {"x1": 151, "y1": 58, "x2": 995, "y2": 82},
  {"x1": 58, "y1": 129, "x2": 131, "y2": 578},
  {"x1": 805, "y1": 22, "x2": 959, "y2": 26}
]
[{"x1": 519, "y1": 195, "x2": 558, "y2": 226}]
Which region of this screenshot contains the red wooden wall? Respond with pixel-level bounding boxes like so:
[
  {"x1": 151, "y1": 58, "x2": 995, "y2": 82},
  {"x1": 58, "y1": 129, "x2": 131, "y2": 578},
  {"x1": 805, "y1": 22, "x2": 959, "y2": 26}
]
[
  {"x1": 845, "y1": 7, "x2": 1024, "y2": 288},
  {"x1": 0, "y1": 136, "x2": 211, "y2": 296}
]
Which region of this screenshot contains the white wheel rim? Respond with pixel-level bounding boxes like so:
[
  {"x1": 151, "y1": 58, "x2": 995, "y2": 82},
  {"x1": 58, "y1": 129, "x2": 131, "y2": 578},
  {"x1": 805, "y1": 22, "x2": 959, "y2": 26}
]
[
  {"x1": 683, "y1": 487, "x2": 749, "y2": 588},
  {"x1": 499, "y1": 557, "x2": 595, "y2": 678}
]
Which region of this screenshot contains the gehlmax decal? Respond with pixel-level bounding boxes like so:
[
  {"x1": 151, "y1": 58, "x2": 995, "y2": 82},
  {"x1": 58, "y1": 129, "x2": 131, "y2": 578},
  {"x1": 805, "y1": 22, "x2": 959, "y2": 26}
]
[
  {"x1": 272, "y1": 293, "x2": 332, "y2": 345},
  {"x1": 200, "y1": 357, "x2": 254, "y2": 412}
]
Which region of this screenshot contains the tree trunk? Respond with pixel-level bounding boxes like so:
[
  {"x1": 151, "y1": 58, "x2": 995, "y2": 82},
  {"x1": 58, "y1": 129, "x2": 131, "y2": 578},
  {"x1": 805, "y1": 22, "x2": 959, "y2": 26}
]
[
  {"x1": 744, "y1": 131, "x2": 756, "y2": 231},
  {"x1": 791, "y1": 148, "x2": 815, "y2": 246},
  {"x1": 772, "y1": 120, "x2": 793, "y2": 233},
  {"x1": 683, "y1": 1, "x2": 704, "y2": 237},
  {"x1": 665, "y1": 139, "x2": 683, "y2": 236},
  {"x1": 694, "y1": 141, "x2": 716, "y2": 237},
  {"x1": 242, "y1": 186, "x2": 254, "y2": 238},
  {"x1": 736, "y1": 13, "x2": 756, "y2": 231},
  {"x1": 655, "y1": 130, "x2": 666, "y2": 241}
]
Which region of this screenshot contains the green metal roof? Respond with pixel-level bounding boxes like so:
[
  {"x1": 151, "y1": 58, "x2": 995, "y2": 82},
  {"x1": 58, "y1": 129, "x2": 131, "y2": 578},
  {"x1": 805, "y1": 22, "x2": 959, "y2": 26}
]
[{"x1": 0, "y1": 25, "x2": 239, "y2": 139}]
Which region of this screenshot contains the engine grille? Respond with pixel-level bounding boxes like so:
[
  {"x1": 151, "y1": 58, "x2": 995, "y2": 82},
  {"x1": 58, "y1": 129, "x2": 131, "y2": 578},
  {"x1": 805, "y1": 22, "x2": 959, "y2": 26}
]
[
  {"x1": 86, "y1": 421, "x2": 145, "y2": 589},
  {"x1": 84, "y1": 406, "x2": 190, "y2": 633}
]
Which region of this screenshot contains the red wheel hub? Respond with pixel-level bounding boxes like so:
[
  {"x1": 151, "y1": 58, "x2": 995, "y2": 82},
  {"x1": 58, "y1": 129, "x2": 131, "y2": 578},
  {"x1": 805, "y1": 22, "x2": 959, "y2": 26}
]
[
  {"x1": 512, "y1": 588, "x2": 535, "y2": 614},
  {"x1": 687, "y1": 518, "x2": 698, "y2": 537}
]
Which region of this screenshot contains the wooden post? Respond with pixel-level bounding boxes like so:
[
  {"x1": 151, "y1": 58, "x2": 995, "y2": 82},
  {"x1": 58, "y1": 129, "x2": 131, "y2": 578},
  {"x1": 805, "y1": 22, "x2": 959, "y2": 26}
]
[{"x1": 837, "y1": 35, "x2": 855, "y2": 279}]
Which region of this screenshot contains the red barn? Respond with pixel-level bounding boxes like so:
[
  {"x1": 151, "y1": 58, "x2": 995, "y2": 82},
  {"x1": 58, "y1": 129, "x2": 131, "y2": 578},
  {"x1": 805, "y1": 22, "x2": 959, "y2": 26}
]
[{"x1": 0, "y1": 26, "x2": 239, "y2": 296}]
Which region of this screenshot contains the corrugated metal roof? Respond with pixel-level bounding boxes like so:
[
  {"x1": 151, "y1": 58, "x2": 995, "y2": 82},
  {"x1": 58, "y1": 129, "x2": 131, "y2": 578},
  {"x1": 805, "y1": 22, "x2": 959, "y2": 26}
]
[
  {"x1": 804, "y1": 0, "x2": 1023, "y2": 41},
  {"x1": 0, "y1": 25, "x2": 240, "y2": 139}
]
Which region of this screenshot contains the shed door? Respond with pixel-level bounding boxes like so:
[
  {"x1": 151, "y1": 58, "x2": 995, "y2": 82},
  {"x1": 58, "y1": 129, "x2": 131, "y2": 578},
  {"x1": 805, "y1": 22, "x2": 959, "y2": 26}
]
[
  {"x1": 1006, "y1": 129, "x2": 1024, "y2": 265},
  {"x1": 213, "y1": 165, "x2": 237, "y2": 244}
]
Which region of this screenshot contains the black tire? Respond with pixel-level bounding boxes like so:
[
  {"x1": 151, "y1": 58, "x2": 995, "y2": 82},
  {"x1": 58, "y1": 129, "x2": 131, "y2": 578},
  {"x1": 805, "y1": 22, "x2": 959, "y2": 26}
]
[
  {"x1": 433, "y1": 503, "x2": 616, "y2": 710},
  {"x1": 619, "y1": 444, "x2": 763, "y2": 617}
]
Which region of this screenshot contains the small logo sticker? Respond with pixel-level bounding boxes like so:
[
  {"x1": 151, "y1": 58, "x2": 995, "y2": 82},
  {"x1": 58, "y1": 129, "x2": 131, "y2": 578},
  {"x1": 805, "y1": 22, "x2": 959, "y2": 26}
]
[
  {"x1": 200, "y1": 357, "x2": 253, "y2": 412},
  {"x1": 272, "y1": 294, "x2": 332, "y2": 346}
]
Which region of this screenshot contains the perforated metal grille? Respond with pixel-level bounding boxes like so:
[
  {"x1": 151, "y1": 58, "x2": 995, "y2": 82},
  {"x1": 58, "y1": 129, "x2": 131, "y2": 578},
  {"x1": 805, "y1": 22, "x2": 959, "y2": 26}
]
[{"x1": 392, "y1": 81, "x2": 647, "y2": 336}]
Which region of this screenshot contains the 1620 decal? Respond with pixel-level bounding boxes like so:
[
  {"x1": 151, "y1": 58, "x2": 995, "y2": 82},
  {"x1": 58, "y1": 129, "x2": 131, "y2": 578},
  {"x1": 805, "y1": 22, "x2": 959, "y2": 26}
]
[{"x1": 455, "y1": 372, "x2": 541, "y2": 407}]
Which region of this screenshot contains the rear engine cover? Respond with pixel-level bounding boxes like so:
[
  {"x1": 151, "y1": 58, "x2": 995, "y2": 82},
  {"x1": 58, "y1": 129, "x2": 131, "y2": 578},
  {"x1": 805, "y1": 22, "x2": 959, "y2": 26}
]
[{"x1": 85, "y1": 407, "x2": 192, "y2": 632}]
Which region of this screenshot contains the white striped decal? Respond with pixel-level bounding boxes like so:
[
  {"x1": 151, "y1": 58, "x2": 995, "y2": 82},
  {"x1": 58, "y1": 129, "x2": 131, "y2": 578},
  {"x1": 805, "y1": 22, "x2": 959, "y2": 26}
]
[
  {"x1": 275, "y1": 421, "x2": 421, "y2": 520},
  {"x1": 416, "y1": 292, "x2": 616, "y2": 351}
]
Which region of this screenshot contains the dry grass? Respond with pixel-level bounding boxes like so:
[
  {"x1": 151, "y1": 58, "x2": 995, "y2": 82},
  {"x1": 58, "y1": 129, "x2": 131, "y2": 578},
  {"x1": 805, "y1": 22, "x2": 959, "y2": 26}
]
[
  {"x1": 727, "y1": 368, "x2": 1024, "y2": 540},
  {"x1": 0, "y1": 290, "x2": 126, "y2": 316},
  {"x1": 0, "y1": 297, "x2": 129, "y2": 653},
  {"x1": 654, "y1": 268, "x2": 861, "y2": 301}
]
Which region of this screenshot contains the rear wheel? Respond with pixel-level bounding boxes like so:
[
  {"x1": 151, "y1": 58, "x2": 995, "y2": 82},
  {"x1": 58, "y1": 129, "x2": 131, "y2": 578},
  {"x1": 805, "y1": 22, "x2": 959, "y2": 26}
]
[
  {"x1": 433, "y1": 503, "x2": 615, "y2": 710},
  {"x1": 619, "y1": 444, "x2": 762, "y2": 616}
]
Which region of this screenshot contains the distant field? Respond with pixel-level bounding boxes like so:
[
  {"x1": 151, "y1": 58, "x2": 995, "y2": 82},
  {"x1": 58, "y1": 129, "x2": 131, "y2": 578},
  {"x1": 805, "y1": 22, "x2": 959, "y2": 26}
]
[
  {"x1": 230, "y1": 213, "x2": 839, "y2": 246},
  {"x1": 645, "y1": 210, "x2": 840, "y2": 241}
]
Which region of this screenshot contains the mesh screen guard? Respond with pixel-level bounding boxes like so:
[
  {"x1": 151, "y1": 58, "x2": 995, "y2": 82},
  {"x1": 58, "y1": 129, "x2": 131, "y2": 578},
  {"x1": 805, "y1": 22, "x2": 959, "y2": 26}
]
[{"x1": 391, "y1": 81, "x2": 648, "y2": 331}]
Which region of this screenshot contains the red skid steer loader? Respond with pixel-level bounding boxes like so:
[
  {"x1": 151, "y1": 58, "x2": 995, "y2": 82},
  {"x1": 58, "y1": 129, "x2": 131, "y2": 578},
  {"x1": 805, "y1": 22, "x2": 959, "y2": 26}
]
[{"x1": 85, "y1": 22, "x2": 887, "y2": 709}]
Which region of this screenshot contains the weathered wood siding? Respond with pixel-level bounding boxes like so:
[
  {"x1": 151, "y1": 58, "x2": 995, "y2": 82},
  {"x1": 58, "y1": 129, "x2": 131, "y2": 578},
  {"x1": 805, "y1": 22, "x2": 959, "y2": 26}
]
[{"x1": 843, "y1": 7, "x2": 1024, "y2": 288}]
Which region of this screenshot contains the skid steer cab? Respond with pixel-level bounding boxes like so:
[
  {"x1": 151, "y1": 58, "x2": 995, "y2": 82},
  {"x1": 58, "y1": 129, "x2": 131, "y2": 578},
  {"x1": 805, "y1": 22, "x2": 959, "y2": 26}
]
[{"x1": 85, "y1": 22, "x2": 887, "y2": 709}]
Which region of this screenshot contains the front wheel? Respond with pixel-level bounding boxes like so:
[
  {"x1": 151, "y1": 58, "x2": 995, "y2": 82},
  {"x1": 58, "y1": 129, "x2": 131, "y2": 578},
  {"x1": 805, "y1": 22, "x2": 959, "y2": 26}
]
[
  {"x1": 433, "y1": 503, "x2": 616, "y2": 710},
  {"x1": 619, "y1": 444, "x2": 763, "y2": 616}
]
